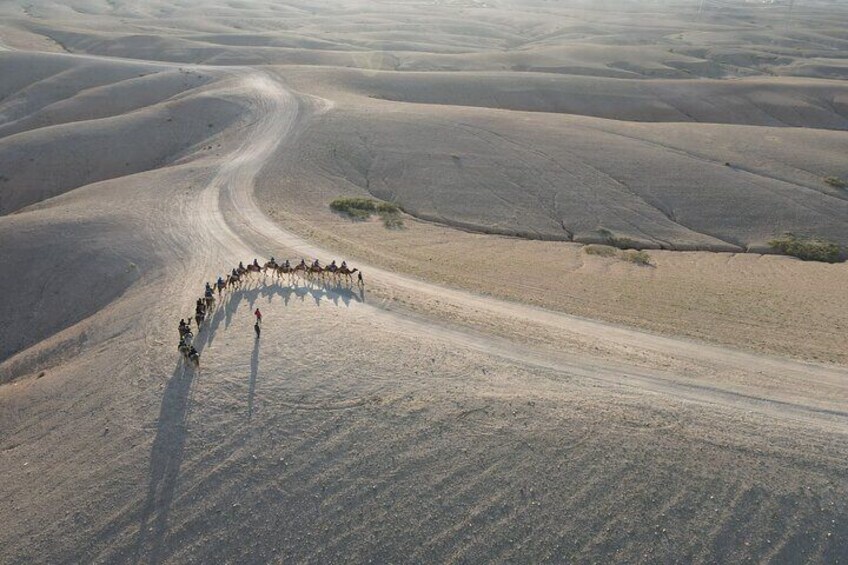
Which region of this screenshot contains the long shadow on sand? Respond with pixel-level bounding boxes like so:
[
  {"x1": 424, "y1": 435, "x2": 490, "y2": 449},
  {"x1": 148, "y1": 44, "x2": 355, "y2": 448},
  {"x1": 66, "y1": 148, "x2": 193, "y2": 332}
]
[
  {"x1": 130, "y1": 277, "x2": 362, "y2": 562},
  {"x1": 248, "y1": 337, "x2": 259, "y2": 421},
  {"x1": 130, "y1": 296, "x2": 231, "y2": 564}
]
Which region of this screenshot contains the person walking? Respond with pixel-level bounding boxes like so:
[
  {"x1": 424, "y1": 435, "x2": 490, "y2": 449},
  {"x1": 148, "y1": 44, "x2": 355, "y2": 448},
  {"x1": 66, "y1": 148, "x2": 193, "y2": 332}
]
[
  {"x1": 254, "y1": 321, "x2": 261, "y2": 339},
  {"x1": 254, "y1": 308, "x2": 262, "y2": 325}
]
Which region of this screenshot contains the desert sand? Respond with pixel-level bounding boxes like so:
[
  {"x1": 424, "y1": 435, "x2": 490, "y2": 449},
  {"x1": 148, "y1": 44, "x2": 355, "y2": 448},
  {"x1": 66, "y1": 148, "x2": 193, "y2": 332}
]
[{"x1": 1, "y1": 1, "x2": 847, "y2": 563}]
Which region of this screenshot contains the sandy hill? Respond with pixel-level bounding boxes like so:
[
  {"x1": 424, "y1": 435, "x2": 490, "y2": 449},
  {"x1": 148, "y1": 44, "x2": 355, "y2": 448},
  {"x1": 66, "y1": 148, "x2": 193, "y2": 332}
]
[
  {"x1": 5, "y1": 0, "x2": 844, "y2": 251},
  {"x1": 258, "y1": 72, "x2": 848, "y2": 251},
  {"x1": 0, "y1": 50, "x2": 259, "y2": 361},
  {"x1": 1, "y1": 1, "x2": 847, "y2": 564},
  {"x1": 2, "y1": 0, "x2": 847, "y2": 78},
  {"x1": 325, "y1": 69, "x2": 848, "y2": 129}
]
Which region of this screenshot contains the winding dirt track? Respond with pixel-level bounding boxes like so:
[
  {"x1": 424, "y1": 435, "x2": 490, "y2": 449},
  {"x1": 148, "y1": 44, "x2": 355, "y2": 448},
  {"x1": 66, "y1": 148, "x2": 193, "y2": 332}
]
[{"x1": 200, "y1": 69, "x2": 847, "y2": 428}]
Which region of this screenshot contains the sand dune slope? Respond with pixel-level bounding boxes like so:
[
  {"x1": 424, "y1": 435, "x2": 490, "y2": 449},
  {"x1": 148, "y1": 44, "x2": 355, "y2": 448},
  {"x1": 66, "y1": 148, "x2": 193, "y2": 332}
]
[
  {"x1": 0, "y1": 52, "x2": 248, "y2": 215},
  {"x1": 0, "y1": 2, "x2": 847, "y2": 564},
  {"x1": 263, "y1": 88, "x2": 848, "y2": 250},
  {"x1": 329, "y1": 69, "x2": 848, "y2": 129},
  {"x1": 1, "y1": 69, "x2": 846, "y2": 565}
]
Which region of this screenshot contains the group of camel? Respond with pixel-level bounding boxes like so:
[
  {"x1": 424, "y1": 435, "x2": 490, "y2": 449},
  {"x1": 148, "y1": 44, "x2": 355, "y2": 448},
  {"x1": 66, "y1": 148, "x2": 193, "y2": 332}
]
[
  {"x1": 219, "y1": 258, "x2": 362, "y2": 292},
  {"x1": 176, "y1": 258, "x2": 364, "y2": 367}
]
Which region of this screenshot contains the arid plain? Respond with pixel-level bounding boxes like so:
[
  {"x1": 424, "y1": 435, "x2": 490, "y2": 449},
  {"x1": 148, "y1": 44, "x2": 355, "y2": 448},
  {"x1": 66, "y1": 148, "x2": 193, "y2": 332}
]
[{"x1": 1, "y1": 1, "x2": 847, "y2": 563}]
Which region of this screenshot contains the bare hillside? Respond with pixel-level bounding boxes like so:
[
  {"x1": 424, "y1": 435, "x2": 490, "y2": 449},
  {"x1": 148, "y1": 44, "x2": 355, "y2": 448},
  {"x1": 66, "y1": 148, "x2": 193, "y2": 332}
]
[{"x1": 1, "y1": 2, "x2": 847, "y2": 564}]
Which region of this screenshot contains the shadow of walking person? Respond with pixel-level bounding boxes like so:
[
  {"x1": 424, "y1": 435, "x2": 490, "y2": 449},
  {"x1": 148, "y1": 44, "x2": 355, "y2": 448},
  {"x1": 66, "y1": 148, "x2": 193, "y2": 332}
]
[{"x1": 247, "y1": 337, "x2": 260, "y2": 421}]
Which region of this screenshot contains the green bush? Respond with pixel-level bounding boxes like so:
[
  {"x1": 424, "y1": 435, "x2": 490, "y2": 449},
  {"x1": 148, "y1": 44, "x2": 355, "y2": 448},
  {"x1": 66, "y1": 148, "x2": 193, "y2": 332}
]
[
  {"x1": 330, "y1": 197, "x2": 404, "y2": 228},
  {"x1": 611, "y1": 236, "x2": 640, "y2": 249},
  {"x1": 622, "y1": 250, "x2": 652, "y2": 266},
  {"x1": 382, "y1": 214, "x2": 404, "y2": 229},
  {"x1": 347, "y1": 208, "x2": 372, "y2": 221},
  {"x1": 330, "y1": 197, "x2": 377, "y2": 216},
  {"x1": 596, "y1": 228, "x2": 613, "y2": 241},
  {"x1": 376, "y1": 202, "x2": 400, "y2": 214},
  {"x1": 595, "y1": 228, "x2": 641, "y2": 250},
  {"x1": 768, "y1": 233, "x2": 842, "y2": 263},
  {"x1": 824, "y1": 176, "x2": 847, "y2": 189},
  {"x1": 584, "y1": 244, "x2": 618, "y2": 257}
]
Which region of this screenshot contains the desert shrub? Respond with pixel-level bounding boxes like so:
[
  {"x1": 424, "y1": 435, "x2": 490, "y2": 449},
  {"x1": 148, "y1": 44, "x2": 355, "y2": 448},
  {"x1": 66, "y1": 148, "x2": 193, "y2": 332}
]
[
  {"x1": 584, "y1": 244, "x2": 618, "y2": 257},
  {"x1": 330, "y1": 197, "x2": 377, "y2": 216},
  {"x1": 382, "y1": 214, "x2": 405, "y2": 229},
  {"x1": 376, "y1": 202, "x2": 405, "y2": 228},
  {"x1": 347, "y1": 208, "x2": 372, "y2": 221},
  {"x1": 330, "y1": 197, "x2": 404, "y2": 228},
  {"x1": 768, "y1": 233, "x2": 842, "y2": 263},
  {"x1": 610, "y1": 236, "x2": 640, "y2": 249},
  {"x1": 824, "y1": 176, "x2": 848, "y2": 189},
  {"x1": 622, "y1": 250, "x2": 652, "y2": 266},
  {"x1": 376, "y1": 202, "x2": 400, "y2": 214},
  {"x1": 595, "y1": 228, "x2": 641, "y2": 250}
]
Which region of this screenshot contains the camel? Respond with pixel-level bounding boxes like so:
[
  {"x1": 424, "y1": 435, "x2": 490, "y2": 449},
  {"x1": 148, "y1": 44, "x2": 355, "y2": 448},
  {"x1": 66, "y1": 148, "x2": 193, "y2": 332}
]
[
  {"x1": 289, "y1": 263, "x2": 308, "y2": 279},
  {"x1": 306, "y1": 265, "x2": 325, "y2": 277},
  {"x1": 337, "y1": 266, "x2": 360, "y2": 282}
]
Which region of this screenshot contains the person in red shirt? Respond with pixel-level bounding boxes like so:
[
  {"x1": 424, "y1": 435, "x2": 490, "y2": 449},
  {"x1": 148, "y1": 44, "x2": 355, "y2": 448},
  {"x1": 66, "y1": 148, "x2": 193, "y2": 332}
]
[{"x1": 254, "y1": 308, "x2": 262, "y2": 325}]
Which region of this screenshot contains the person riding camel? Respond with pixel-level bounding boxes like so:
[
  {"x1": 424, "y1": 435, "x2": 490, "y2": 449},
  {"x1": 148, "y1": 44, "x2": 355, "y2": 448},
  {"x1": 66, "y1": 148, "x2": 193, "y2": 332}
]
[
  {"x1": 328, "y1": 260, "x2": 338, "y2": 272},
  {"x1": 205, "y1": 286, "x2": 213, "y2": 299},
  {"x1": 217, "y1": 275, "x2": 224, "y2": 286},
  {"x1": 239, "y1": 261, "x2": 245, "y2": 271},
  {"x1": 312, "y1": 259, "x2": 321, "y2": 269},
  {"x1": 231, "y1": 268, "x2": 238, "y2": 277},
  {"x1": 284, "y1": 259, "x2": 290, "y2": 268},
  {"x1": 299, "y1": 258, "x2": 306, "y2": 267},
  {"x1": 253, "y1": 258, "x2": 260, "y2": 268},
  {"x1": 270, "y1": 256, "x2": 276, "y2": 264},
  {"x1": 205, "y1": 282, "x2": 212, "y2": 293},
  {"x1": 341, "y1": 260, "x2": 348, "y2": 271}
]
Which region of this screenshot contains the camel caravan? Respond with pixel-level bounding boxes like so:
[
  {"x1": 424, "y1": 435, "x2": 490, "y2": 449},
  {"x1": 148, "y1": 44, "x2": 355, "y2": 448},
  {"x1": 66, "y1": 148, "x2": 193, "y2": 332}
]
[
  {"x1": 176, "y1": 257, "x2": 364, "y2": 368},
  {"x1": 218, "y1": 257, "x2": 363, "y2": 292}
]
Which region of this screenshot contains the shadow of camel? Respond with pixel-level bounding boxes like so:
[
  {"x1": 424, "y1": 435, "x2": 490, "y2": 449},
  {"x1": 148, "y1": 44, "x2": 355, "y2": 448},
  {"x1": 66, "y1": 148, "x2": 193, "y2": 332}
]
[
  {"x1": 216, "y1": 276, "x2": 364, "y2": 316},
  {"x1": 132, "y1": 359, "x2": 195, "y2": 564},
  {"x1": 131, "y1": 299, "x2": 227, "y2": 563}
]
